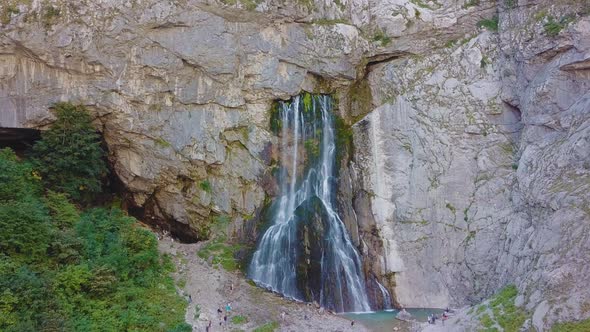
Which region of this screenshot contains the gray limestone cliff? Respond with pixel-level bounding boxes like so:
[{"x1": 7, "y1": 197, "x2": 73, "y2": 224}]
[{"x1": 1, "y1": 0, "x2": 588, "y2": 329}]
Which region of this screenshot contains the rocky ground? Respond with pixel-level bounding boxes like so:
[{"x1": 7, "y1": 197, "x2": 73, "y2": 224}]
[
  {"x1": 418, "y1": 308, "x2": 477, "y2": 332},
  {"x1": 158, "y1": 235, "x2": 368, "y2": 332}
]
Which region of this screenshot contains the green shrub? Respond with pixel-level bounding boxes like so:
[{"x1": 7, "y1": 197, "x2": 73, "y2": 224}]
[
  {"x1": 198, "y1": 240, "x2": 243, "y2": 271},
  {"x1": 0, "y1": 199, "x2": 51, "y2": 260},
  {"x1": 544, "y1": 15, "x2": 574, "y2": 37},
  {"x1": 253, "y1": 321, "x2": 280, "y2": 332},
  {"x1": 155, "y1": 137, "x2": 172, "y2": 148},
  {"x1": 31, "y1": 102, "x2": 107, "y2": 202},
  {"x1": 231, "y1": 315, "x2": 248, "y2": 324},
  {"x1": 44, "y1": 190, "x2": 79, "y2": 228},
  {"x1": 373, "y1": 29, "x2": 392, "y2": 46},
  {"x1": 0, "y1": 148, "x2": 188, "y2": 331},
  {"x1": 477, "y1": 285, "x2": 527, "y2": 332},
  {"x1": 42, "y1": 5, "x2": 60, "y2": 26},
  {"x1": 504, "y1": 0, "x2": 516, "y2": 9},
  {"x1": 200, "y1": 180, "x2": 212, "y2": 193},
  {"x1": 477, "y1": 15, "x2": 499, "y2": 32},
  {"x1": 462, "y1": 0, "x2": 479, "y2": 8},
  {"x1": 552, "y1": 318, "x2": 590, "y2": 332},
  {"x1": 1, "y1": 4, "x2": 19, "y2": 25},
  {"x1": 481, "y1": 313, "x2": 494, "y2": 328},
  {"x1": 0, "y1": 148, "x2": 40, "y2": 201}
]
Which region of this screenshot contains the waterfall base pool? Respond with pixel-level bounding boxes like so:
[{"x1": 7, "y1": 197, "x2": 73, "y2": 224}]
[{"x1": 344, "y1": 308, "x2": 444, "y2": 331}]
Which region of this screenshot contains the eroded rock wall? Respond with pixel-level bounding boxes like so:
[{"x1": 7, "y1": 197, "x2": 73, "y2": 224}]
[{"x1": 351, "y1": 0, "x2": 590, "y2": 328}]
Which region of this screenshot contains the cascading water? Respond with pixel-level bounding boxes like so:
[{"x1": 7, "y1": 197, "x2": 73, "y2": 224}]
[
  {"x1": 376, "y1": 280, "x2": 393, "y2": 310},
  {"x1": 248, "y1": 94, "x2": 371, "y2": 313}
]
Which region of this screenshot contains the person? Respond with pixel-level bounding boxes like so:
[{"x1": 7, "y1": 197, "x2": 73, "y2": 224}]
[
  {"x1": 281, "y1": 311, "x2": 286, "y2": 322},
  {"x1": 224, "y1": 315, "x2": 228, "y2": 323},
  {"x1": 442, "y1": 312, "x2": 448, "y2": 326},
  {"x1": 226, "y1": 303, "x2": 232, "y2": 313},
  {"x1": 206, "y1": 320, "x2": 212, "y2": 332},
  {"x1": 427, "y1": 314, "x2": 432, "y2": 324},
  {"x1": 351, "y1": 320, "x2": 355, "y2": 326},
  {"x1": 188, "y1": 294, "x2": 192, "y2": 304},
  {"x1": 217, "y1": 308, "x2": 223, "y2": 315}
]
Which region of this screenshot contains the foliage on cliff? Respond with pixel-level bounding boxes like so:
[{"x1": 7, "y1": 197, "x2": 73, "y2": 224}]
[
  {"x1": 30, "y1": 102, "x2": 107, "y2": 202},
  {"x1": 0, "y1": 148, "x2": 189, "y2": 332}
]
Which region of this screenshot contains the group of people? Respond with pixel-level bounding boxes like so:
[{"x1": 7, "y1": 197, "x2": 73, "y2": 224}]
[
  {"x1": 427, "y1": 308, "x2": 452, "y2": 325},
  {"x1": 205, "y1": 303, "x2": 232, "y2": 331}
]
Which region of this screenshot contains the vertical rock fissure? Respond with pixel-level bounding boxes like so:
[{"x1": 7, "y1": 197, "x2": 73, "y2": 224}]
[{"x1": 248, "y1": 94, "x2": 371, "y2": 312}]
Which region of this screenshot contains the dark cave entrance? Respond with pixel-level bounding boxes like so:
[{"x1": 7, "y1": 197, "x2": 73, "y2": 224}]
[{"x1": 0, "y1": 127, "x2": 41, "y2": 154}]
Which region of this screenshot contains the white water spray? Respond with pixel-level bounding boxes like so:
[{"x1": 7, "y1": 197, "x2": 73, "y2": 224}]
[{"x1": 248, "y1": 95, "x2": 370, "y2": 312}]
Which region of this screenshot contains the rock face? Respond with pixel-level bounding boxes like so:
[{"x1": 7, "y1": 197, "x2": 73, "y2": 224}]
[
  {"x1": 1, "y1": 0, "x2": 588, "y2": 328},
  {"x1": 350, "y1": 0, "x2": 590, "y2": 328}
]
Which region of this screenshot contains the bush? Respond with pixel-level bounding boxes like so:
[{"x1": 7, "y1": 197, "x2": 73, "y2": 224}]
[
  {"x1": 477, "y1": 285, "x2": 527, "y2": 332},
  {"x1": 254, "y1": 321, "x2": 280, "y2": 332},
  {"x1": 44, "y1": 190, "x2": 79, "y2": 228},
  {"x1": 0, "y1": 199, "x2": 51, "y2": 260},
  {"x1": 552, "y1": 318, "x2": 590, "y2": 332},
  {"x1": 231, "y1": 315, "x2": 248, "y2": 324},
  {"x1": 0, "y1": 148, "x2": 40, "y2": 201},
  {"x1": 31, "y1": 102, "x2": 107, "y2": 202},
  {"x1": 0, "y1": 148, "x2": 188, "y2": 331},
  {"x1": 477, "y1": 15, "x2": 499, "y2": 32},
  {"x1": 544, "y1": 15, "x2": 574, "y2": 37}
]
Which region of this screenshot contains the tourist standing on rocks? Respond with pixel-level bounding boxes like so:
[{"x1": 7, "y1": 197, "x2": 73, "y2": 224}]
[{"x1": 226, "y1": 302, "x2": 232, "y2": 313}]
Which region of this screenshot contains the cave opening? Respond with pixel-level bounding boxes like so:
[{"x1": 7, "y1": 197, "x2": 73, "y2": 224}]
[{"x1": 0, "y1": 127, "x2": 41, "y2": 155}]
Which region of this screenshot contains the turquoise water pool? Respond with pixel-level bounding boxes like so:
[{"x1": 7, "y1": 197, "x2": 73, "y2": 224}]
[{"x1": 344, "y1": 308, "x2": 444, "y2": 331}]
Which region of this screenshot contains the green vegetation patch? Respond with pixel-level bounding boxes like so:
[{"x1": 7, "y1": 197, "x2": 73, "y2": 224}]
[
  {"x1": 504, "y1": 0, "x2": 516, "y2": 9},
  {"x1": 446, "y1": 203, "x2": 456, "y2": 214},
  {"x1": 333, "y1": 115, "x2": 354, "y2": 167},
  {"x1": 221, "y1": 0, "x2": 262, "y2": 10},
  {"x1": 30, "y1": 102, "x2": 107, "y2": 203},
  {"x1": 253, "y1": 321, "x2": 280, "y2": 332},
  {"x1": 312, "y1": 18, "x2": 349, "y2": 25},
  {"x1": 0, "y1": 148, "x2": 189, "y2": 332},
  {"x1": 372, "y1": 29, "x2": 392, "y2": 46},
  {"x1": 200, "y1": 180, "x2": 212, "y2": 193},
  {"x1": 477, "y1": 15, "x2": 499, "y2": 32},
  {"x1": 1, "y1": 4, "x2": 19, "y2": 24},
  {"x1": 42, "y1": 3, "x2": 60, "y2": 26},
  {"x1": 544, "y1": 15, "x2": 575, "y2": 37},
  {"x1": 155, "y1": 136, "x2": 172, "y2": 148},
  {"x1": 197, "y1": 240, "x2": 243, "y2": 272},
  {"x1": 476, "y1": 285, "x2": 527, "y2": 332},
  {"x1": 304, "y1": 138, "x2": 320, "y2": 159},
  {"x1": 462, "y1": 0, "x2": 479, "y2": 9},
  {"x1": 269, "y1": 101, "x2": 283, "y2": 134},
  {"x1": 552, "y1": 318, "x2": 590, "y2": 332},
  {"x1": 410, "y1": 0, "x2": 439, "y2": 10},
  {"x1": 231, "y1": 315, "x2": 248, "y2": 324}
]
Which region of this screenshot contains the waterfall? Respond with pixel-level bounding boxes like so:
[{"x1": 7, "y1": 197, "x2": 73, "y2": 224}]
[
  {"x1": 248, "y1": 94, "x2": 371, "y2": 313},
  {"x1": 376, "y1": 280, "x2": 393, "y2": 310}
]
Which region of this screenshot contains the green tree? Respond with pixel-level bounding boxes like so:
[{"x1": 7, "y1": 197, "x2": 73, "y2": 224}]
[
  {"x1": 0, "y1": 148, "x2": 40, "y2": 202},
  {"x1": 31, "y1": 102, "x2": 107, "y2": 202}
]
